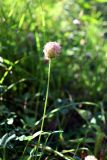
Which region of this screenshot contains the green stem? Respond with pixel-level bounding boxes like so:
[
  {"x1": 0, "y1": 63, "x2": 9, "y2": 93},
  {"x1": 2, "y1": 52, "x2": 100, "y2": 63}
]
[
  {"x1": 28, "y1": 60, "x2": 51, "y2": 160},
  {"x1": 3, "y1": 147, "x2": 6, "y2": 160},
  {"x1": 37, "y1": 60, "x2": 51, "y2": 158}
]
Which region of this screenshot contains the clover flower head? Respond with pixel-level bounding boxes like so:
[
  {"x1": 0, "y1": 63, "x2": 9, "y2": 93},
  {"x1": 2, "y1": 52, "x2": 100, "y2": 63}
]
[
  {"x1": 85, "y1": 155, "x2": 98, "y2": 160},
  {"x1": 43, "y1": 41, "x2": 61, "y2": 60}
]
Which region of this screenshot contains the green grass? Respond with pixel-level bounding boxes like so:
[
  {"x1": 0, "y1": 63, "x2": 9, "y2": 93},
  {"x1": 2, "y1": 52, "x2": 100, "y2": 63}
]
[{"x1": 0, "y1": 0, "x2": 107, "y2": 159}]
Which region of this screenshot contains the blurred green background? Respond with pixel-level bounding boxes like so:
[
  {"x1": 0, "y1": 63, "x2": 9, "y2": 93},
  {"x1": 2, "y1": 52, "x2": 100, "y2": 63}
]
[{"x1": 0, "y1": 0, "x2": 107, "y2": 159}]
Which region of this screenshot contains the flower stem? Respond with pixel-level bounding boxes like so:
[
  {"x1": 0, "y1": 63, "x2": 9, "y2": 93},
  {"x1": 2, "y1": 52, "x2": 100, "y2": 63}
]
[
  {"x1": 37, "y1": 59, "x2": 51, "y2": 154},
  {"x1": 28, "y1": 60, "x2": 51, "y2": 160}
]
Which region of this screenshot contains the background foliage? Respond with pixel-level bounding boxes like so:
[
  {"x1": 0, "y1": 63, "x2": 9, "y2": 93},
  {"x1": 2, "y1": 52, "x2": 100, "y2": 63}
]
[{"x1": 0, "y1": 0, "x2": 107, "y2": 159}]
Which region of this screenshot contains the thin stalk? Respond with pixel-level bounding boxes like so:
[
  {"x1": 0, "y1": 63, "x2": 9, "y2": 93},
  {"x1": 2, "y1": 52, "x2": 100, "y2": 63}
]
[
  {"x1": 3, "y1": 148, "x2": 6, "y2": 160},
  {"x1": 27, "y1": 60, "x2": 51, "y2": 160},
  {"x1": 37, "y1": 60, "x2": 51, "y2": 159}
]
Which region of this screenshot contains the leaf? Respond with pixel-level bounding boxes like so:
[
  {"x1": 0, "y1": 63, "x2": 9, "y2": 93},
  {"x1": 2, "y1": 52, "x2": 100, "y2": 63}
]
[
  {"x1": 16, "y1": 131, "x2": 42, "y2": 142},
  {"x1": 4, "y1": 134, "x2": 16, "y2": 147},
  {"x1": 76, "y1": 109, "x2": 92, "y2": 121},
  {"x1": 94, "y1": 131, "x2": 105, "y2": 156},
  {"x1": 19, "y1": 14, "x2": 25, "y2": 28},
  {"x1": 44, "y1": 146, "x2": 75, "y2": 160},
  {"x1": 7, "y1": 118, "x2": 14, "y2": 125},
  {"x1": 95, "y1": 0, "x2": 107, "y2": 2},
  {"x1": 0, "y1": 134, "x2": 8, "y2": 146},
  {"x1": 15, "y1": 135, "x2": 27, "y2": 141},
  {"x1": 16, "y1": 130, "x2": 63, "y2": 142},
  {"x1": 0, "y1": 133, "x2": 16, "y2": 148}
]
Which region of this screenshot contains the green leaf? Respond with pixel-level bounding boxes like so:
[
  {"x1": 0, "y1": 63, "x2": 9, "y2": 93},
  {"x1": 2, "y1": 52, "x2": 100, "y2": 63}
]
[
  {"x1": 0, "y1": 133, "x2": 16, "y2": 148},
  {"x1": 19, "y1": 14, "x2": 25, "y2": 28},
  {"x1": 95, "y1": 0, "x2": 107, "y2": 2},
  {"x1": 94, "y1": 131, "x2": 105, "y2": 156},
  {"x1": 7, "y1": 118, "x2": 14, "y2": 125},
  {"x1": 76, "y1": 109, "x2": 92, "y2": 121}
]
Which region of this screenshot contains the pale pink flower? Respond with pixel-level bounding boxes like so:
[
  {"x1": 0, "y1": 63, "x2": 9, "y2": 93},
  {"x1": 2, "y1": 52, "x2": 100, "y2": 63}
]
[
  {"x1": 85, "y1": 155, "x2": 98, "y2": 160},
  {"x1": 43, "y1": 42, "x2": 61, "y2": 60}
]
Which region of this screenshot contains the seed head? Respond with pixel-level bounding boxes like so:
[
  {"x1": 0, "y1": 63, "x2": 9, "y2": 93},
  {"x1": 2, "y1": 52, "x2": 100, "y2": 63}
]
[{"x1": 43, "y1": 42, "x2": 61, "y2": 60}]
